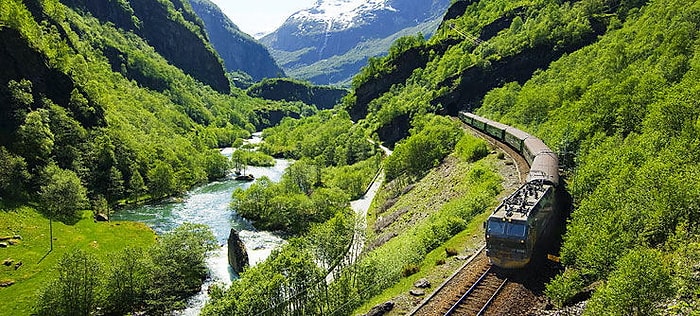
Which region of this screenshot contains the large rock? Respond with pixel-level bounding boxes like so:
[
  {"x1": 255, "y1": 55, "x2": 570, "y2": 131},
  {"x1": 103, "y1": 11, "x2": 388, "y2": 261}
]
[{"x1": 227, "y1": 228, "x2": 249, "y2": 274}]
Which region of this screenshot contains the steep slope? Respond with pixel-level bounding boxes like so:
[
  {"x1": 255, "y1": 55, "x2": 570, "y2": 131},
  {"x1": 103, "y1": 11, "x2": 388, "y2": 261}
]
[
  {"x1": 260, "y1": 0, "x2": 451, "y2": 86},
  {"x1": 247, "y1": 78, "x2": 348, "y2": 110},
  {"x1": 188, "y1": 0, "x2": 285, "y2": 86},
  {"x1": 341, "y1": 0, "x2": 700, "y2": 313},
  {"x1": 59, "y1": 0, "x2": 230, "y2": 93},
  {"x1": 0, "y1": 0, "x2": 295, "y2": 207}
]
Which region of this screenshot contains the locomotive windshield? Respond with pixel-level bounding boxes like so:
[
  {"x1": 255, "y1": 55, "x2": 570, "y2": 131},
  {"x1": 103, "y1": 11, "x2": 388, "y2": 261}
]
[{"x1": 487, "y1": 220, "x2": 527, "y2": 238}]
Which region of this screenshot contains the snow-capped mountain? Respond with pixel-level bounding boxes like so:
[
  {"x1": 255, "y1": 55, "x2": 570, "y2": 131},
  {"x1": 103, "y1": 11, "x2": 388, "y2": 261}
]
[
  {"x1": 260, "y1": 0, "x2": 451, "y2": 86},
  {"x1": 294, "y1": 0, "x2": 397, "y2": 33}
]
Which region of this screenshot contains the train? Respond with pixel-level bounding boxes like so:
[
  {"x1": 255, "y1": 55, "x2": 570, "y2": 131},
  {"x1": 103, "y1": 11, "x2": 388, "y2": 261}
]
[{"x1": 458, "y1": 111, "x2": 559, "y2": 269}]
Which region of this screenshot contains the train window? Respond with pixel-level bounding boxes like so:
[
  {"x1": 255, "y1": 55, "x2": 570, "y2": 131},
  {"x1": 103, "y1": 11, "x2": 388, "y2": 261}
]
[
  {"x1": 487, "y1": 220, "x2": 506, "y2": 235},
  {"x1": 487, "y1": 220, "x2": 527, "y2": 238},
  {"x1": 507, "y1": 223, "x2": 527, "y2": 238}
]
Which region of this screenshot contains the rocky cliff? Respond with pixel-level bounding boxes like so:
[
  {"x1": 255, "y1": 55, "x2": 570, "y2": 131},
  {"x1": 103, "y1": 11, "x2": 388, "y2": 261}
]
[
  {"x1": 188, "y1": 0, "x2": 285, "y2": 84},
  {"x1": 247, "y1": 79, "x2": 348, "y2": 110},
  {"x1": 59, "y1": 0, "x2": 230, "y2": 93},
  {"x1": 227, "y1": 228, "x2": 249, "y2": 274}
]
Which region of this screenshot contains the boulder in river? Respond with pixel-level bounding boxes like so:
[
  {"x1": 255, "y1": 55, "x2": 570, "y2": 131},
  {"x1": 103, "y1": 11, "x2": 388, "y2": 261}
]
[{"x1": 227, "y1": 228, "x2": 249, "y2": 274}]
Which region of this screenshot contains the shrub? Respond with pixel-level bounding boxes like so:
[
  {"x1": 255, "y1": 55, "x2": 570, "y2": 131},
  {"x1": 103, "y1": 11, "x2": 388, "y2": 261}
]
[
  {"x1": 402, "y1": 263, "x2": 420, "y2": 277},
  {"x1": 584, "y1": 249, "x2": 673, "y2": 316},
  {"x1": 445, "y1": 247, "x2": 459, "y2": 257},
  {"x1": 545, "y1": 269, "x2": 585, "y2": 308},
  {"x1": 455, "y1": 134, "x2": 489, "y2": 162}
]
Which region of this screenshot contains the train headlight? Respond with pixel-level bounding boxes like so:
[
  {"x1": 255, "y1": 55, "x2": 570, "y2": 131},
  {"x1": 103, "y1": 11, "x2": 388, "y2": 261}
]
[{"x1": 520, "y1": 240, "x2": 525, "y2": 244}]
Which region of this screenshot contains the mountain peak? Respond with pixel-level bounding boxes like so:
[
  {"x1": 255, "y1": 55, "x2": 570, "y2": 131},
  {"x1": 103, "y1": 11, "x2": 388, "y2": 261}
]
[{"x1": 291, "y1": 0, "x2": 395, "y2": 32}]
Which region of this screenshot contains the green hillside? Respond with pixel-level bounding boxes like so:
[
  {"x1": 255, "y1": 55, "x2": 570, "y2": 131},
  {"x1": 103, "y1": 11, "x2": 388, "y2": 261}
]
[
  {"x1": 343, "y1": 0, "x2": 700, "y2": 313},
  {"x1": 0, "y1": 0, "x2": 302, "y2": 314}
]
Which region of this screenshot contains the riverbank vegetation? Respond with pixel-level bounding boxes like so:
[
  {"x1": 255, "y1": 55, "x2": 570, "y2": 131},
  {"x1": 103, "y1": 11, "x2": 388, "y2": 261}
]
[
  {"x1": 204, "y1": 120, "x2": 501, "y2": 314},
  {"x1": 233, "y1": 110, "x2": 381, "y2": 234}
]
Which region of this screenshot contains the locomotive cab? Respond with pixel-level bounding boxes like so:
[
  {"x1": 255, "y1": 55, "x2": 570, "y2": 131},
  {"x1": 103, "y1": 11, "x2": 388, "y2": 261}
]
[{"x1": 485, "y1": 217, "x2": 532, "y2": 268}]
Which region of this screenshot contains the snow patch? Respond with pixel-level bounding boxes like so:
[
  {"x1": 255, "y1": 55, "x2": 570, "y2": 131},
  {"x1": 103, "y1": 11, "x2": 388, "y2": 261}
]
[{"x1": 291, "y1": 0, "x2": 395, "y2": 31}]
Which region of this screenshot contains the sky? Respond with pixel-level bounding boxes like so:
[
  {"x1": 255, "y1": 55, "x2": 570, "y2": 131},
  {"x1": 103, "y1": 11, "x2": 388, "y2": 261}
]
[{"x1": 209, "y1": 0, "x2": 317, "y2": 38}]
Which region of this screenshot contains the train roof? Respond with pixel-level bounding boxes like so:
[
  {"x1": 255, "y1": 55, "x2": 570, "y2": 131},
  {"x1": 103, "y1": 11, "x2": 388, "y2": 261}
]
[
  {"x1": 491, "y1": 181, "x2": 552, "y2": 221},
  {"x1": 487, "y1": 120, "x2": 510, "y2": 131},
  {"x1": 505, "y1": 127, "x2": 531, "y2": 141},
  {"x1": 527, "y1": 152, "x2": 560, "y2": 186}
]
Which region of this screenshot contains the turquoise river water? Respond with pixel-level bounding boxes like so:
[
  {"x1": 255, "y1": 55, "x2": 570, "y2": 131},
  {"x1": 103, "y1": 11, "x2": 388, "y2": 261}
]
[{"x1": 112, "y1": 140, "x2": 290, "y2": 315}]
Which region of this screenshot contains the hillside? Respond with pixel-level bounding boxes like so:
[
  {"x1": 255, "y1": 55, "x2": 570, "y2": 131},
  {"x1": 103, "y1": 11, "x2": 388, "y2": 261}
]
[
  {"x1": 260, "y1": 0, "x2": 451, "y2": 86},
  {"x1": 188, "y1": 0, "x2": 285, "y2": 87},
  {"x1": 247, "y1": 78, "x2": 348, "y2": 110},
  {"x1": 343, "y1": 0, "x2": 700, "y2": 313},
  {"x1": 0, "y1": 0, "x2": 310, "y2": 223},
  {"x1": 59, "y1": 0, "x2": 230, "y2": 94}
]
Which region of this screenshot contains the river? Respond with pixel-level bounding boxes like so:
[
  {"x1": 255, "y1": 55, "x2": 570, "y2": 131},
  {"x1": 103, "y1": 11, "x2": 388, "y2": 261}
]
[{"x1": 112, "y1": 138, "x2": 289, "y2": 315}]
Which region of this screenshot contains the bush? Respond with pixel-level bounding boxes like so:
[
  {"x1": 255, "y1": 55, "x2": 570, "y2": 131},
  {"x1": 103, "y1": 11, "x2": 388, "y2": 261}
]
[
  {"x1": 545, "y1": 269, "x2": 585, "y2": 308},
  {"x1": 402, "y1": 263, "x2": 420, "y2": 277},
  {"x1": 584, "y1": 249, "x2": 672, "y2": 316},
  {"x1": 445, "y1": 247, "x2": 459, "y2": 257},
  {"x1": 455, "y1": 134, "x2": 489, "y2": 162}
]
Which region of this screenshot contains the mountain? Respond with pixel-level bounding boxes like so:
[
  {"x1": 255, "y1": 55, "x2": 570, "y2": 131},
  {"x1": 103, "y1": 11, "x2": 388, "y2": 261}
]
[
  {"x1": 0, "y1": 0, "x2": 303, "y2": 207},
  {"x1": 188, "y1": 0, "x2": 285, "y2": 87},
  {"x1": 59, "y1": 0, "x2": 230, "y2": 94},
  {"x1": 247, "y1": 78, "x2": 348, "y2": 110},
  {"x1": 260, "y1": 0, "x2": 451, "y2": 86}
]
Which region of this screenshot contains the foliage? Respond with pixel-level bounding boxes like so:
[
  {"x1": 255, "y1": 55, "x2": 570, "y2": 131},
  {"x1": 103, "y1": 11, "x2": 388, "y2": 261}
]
[
  {"x1": 0, "y1": 0, "x2": 296, "y2": 208},
  {"x1": 383, "y1": 114, "x2": 463, "y2": 180},
  {"x1": 145, "y1": 223, "x2": 217, "y2": 313},
  {"x1": 261, "y1": 110, "x2": 378, "y2": 166},
  {"x1": 28, "y1": 222, "x2": 216, "y2": 315},
  {"x1": 38, "y1": 163, "x2": 87, "y2": 223},
  {"x1": 469, "y1": 0, "x2": 700, "y2": 310},
  {"x1": 34, "y1": 250, "x2": 102, "y2": 316},
  {"x1": 545, "y1": 269, "x2": 585, "y2": 308},
  {"x1": 455, "y1": 133, "x2": 489, "y2": 162},
  {"x1": 584, "y1": 249, "x2": 673, "y2": 316}
]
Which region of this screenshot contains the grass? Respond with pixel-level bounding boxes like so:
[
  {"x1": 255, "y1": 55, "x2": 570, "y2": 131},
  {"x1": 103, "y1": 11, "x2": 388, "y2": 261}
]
[
  {"x1": 355, "y1": 211, "x2": 490, "y2": 315},
  {"x1": 0, "y1": 206, "x2": 156, "y2": 316},
  {"x1": 350, "y1": 152, "x2": 502, "y2": 315}
]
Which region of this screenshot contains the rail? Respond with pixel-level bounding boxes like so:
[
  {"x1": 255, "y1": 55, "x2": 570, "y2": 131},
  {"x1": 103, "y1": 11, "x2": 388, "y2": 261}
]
[{"x1": 444, "y1": 267, "x2": 508, "y2": 316}]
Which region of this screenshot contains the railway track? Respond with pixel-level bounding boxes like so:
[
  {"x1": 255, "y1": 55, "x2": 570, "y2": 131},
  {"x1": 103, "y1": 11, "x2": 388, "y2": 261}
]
[
  {"x1": 444, "y1": 266, "x2": 508, "y2": 316},
  {"x1": 410, "y1": 248, "x2": 509, "y2": 316}
]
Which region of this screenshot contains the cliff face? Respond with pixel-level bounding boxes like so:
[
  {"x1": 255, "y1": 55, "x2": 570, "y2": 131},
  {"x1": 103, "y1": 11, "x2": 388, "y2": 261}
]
[
  {"x1": 188, "y1": 0, "x2": 284, "y2": 83},
  {"x1": 227, "y1": 228, "x2": 249, "y2": 274},
  {"x1": 247, "y1": 79, "x2": 348, "y2": 110},
  {"x1": 0, "y1": 27, "x2": 104, "y2": 146},
  {"x1": 59, "y1": 0, "x2": 230, "y2": 93}
]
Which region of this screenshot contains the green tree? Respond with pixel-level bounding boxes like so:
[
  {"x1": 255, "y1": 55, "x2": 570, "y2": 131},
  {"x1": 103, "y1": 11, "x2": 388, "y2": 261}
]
[
  {"x1": 127, "y1": 164, "x2": 146, "y2": 202},
  {"x1": 146, "y1": 223, "x2": 217, "y2": 314},
  {"x1": 204, "y1": 148, "x2": 230, "y2": 180},
  {"x1": 0, "y1": 146, "x2": 30, "y2": 200},
  {"x1": 147, "y1": 161, "x2": 176, "y2": 199},
  {"x1": 103, "y1": 247, "x2": 152, "y2": 315},
  {"x1": 15, "y1": 109, "x2": 54, "y2": 172},
  {"x1": 34, "y1": 250, "x2": 102, "y2": 316},
  {"x1": 585, "y1": 249, "x2": 673, "y2": 316},
  {"x1": 39, "y1": 163, "x2": 88, "y2": 250}
]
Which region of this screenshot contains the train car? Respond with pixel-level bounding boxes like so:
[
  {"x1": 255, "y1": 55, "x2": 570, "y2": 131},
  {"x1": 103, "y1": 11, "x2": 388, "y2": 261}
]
[
  {"x1": 459, "y1": 111, "x2": 560, "y2": 269},
  {"x1": 471, "y1": 114, "x2": 489, "y2": 131},
  {"x1": 504, "y1": 127, "x2": 530, "y2": 153},
  {"x1": 458, "y1": 111, "x2": 474, "y2": 125},
  {"x1": 483, "y1": 120, "x2": 509, "y2": 141},
  {"x1": 528, "y1": 151, "x2": 559, "y2": 186}
]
